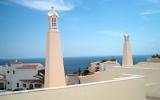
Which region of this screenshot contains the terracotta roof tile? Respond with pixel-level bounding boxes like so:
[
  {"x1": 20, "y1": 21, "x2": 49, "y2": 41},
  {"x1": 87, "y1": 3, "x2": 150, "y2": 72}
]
[
  {"x1": 17, "y1": 64, "x2": 38, "y2": 69},
  {"x1": 13, "y1": 61, "x2": 23, "y2": 64}
]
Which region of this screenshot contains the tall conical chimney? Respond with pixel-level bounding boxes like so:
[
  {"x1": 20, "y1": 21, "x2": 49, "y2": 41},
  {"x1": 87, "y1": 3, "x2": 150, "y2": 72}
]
[
  {"x1": 122, "y1": 32, "x2": 133, "y2": 66},
  {"x1": 44, "y1": 6, "x2": 66, "y2": 88}
]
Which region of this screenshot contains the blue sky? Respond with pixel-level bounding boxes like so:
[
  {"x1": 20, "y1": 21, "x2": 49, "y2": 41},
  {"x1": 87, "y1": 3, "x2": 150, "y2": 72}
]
[{"x1": 0, "y1": 0, "x2": 160, "y2": 58}]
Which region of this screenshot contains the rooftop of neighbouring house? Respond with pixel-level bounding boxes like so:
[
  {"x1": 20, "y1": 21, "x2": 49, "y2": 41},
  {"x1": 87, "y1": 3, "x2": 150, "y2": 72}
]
[
  {"x1": 20, "y1": 79, "x2": 43, "y2": 84},
  {"x1": 16, "y1": 64, "x2": 39, "y2": 69},
  {"x1": 9, "y1": 60, "x2": 44, "y2": 69}
]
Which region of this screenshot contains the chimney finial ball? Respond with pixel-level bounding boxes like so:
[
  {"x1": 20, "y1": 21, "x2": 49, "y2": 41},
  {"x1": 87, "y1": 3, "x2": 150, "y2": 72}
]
[
  {"x1": 124, "y1": 32, "x2": 129, "y2": 37},
  {"x1": 48, "y1": 6, "x2": 59, "y2": 17}
]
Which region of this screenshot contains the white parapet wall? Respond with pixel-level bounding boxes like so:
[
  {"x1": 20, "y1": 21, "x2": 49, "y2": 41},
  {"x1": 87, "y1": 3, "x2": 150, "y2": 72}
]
[
  {"x1": 0, "y1": 74, "x2": 145, "y2": 100},
  {"x1": 122, "y1": 67, "x2": 160, "y2": 98},
  {"x1": 107, "y1": 63, "x2": 160, "y2": 99}
]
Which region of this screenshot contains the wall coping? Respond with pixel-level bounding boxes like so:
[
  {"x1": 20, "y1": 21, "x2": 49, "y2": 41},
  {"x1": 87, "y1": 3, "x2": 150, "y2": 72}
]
[{"x1": 0, "y1": 74, "x2": 143, "y2": 96}]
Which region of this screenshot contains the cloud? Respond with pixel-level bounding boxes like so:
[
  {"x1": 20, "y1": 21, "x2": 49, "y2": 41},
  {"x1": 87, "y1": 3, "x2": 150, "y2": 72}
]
[
  {"x1": 141, "y1": 10, "x2": 160, "y2": 16},
  {"x1": 147, "y1": 0, "x2": 160, "y2": 4},
  {"x1": 10, "y1": 0, "x2": 75, "y2": 11},
  {"x1": 141, "y1": 11, "x2": 153, "y2": 15},
  {"x1": 99, "y1": 30, "x2": 125, "y2": 38},
  {"x1": 137, "y1": 0, "x2": 160, "y2": 19}
]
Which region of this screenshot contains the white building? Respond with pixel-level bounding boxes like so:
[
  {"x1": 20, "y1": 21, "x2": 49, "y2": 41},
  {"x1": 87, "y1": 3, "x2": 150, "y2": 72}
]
[
  {"x1": 89, "y1": 60, "x2": 121, "y2": 72},
  {"x1": 0, "y1": 60, "x2": 44, "y2": 91},
  {"x1": 99, "y1": 61, "x2": 121, "y2": 71},
  {"x1": 0, "y1": 74, "x2": 5, "y2": 90},
  {"x1": 0, "y1": 66, "x2": 6, "y2": 90}
]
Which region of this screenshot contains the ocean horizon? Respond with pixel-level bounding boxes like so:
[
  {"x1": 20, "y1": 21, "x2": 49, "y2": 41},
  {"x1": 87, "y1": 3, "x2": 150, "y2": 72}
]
[{"x1": 0, "y1": 55, "x2": 151, "y2": 73}]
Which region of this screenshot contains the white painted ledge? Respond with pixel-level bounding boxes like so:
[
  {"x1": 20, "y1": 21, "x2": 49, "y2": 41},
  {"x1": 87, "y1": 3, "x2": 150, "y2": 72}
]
[{"x1": 0, "y1": 74, "x2": 143, "y2": 96}]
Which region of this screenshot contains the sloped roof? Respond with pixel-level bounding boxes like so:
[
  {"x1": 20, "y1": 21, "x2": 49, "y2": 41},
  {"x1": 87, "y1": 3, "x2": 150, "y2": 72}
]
[
  {"x1": 16, "y1": 64, "x2": 38, "y2": 69},
  {"x1": 12, "y1": 60, "x2": 23, "y2": 64}
]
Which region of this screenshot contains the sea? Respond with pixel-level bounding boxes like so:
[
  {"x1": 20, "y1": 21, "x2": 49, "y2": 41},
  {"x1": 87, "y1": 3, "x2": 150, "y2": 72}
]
[{"x1": 0, "y1": 55, "x2": 151, "y2": 73}]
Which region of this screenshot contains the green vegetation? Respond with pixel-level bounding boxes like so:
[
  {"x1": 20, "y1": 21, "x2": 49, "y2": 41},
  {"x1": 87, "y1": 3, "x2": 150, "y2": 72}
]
[
  {"x1": 101, "y1": 60, "x2": 108, "y2": 63},
  {"x1": 100, "y1": 57, "x2": 117, "y2": 63},
  {"x1": 152, "y1": 54, "x2": 160, "y2": 58},
  {"x1": 34, "y1": 69, "x2": 45, "y2": 83},
  {"x1": 73, "y1": 68, "x2": 94, "y2": 76},
  {"x1": 73, "y1": 68, "x2": 82, "y2": 75},
  {"x1": 110, "y1": 57, "x2": 116, "y2": 61},
  {"x1": 81, "y1": 69, "x2": 90, "y2": 76}
]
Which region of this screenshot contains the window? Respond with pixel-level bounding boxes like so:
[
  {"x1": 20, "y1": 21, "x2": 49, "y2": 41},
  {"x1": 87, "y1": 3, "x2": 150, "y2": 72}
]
[
  {"x1": 53, "y1": 18, "x2": 56, "y2": 22},
  {"x1": 52, "y1": 18, "x2": 56, "y2": 23},
  {"x1": 53, "y1": 23, "x2": 56, "y2": 26},
  {"x1": 23, "y1": 84, "x2": 26, "y2": 88},
  {"x1": 17, "y1": 83, "x2": 19, "y2": 88},
  {"x1": 52, "y1": 23, "x2": 54, "y2": 27},
  {"x1": 13, "y1": 70, "x2": 15, "y2": 74},
  {"x1": 51, "y1": 18, "x2": 57, "y2": 28},
  {"x1": 29, "y1": 84, "x2": 33, "y2": 89},
  {"x1": 7, "y1": 71, "x2": 9, "y2": 74},
  {"x1": 0, "y1": 83, "x2": 5, "y2": 90},
  {"x1": 34, "y1": 84, "x2": 42, "y2": 88}
]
